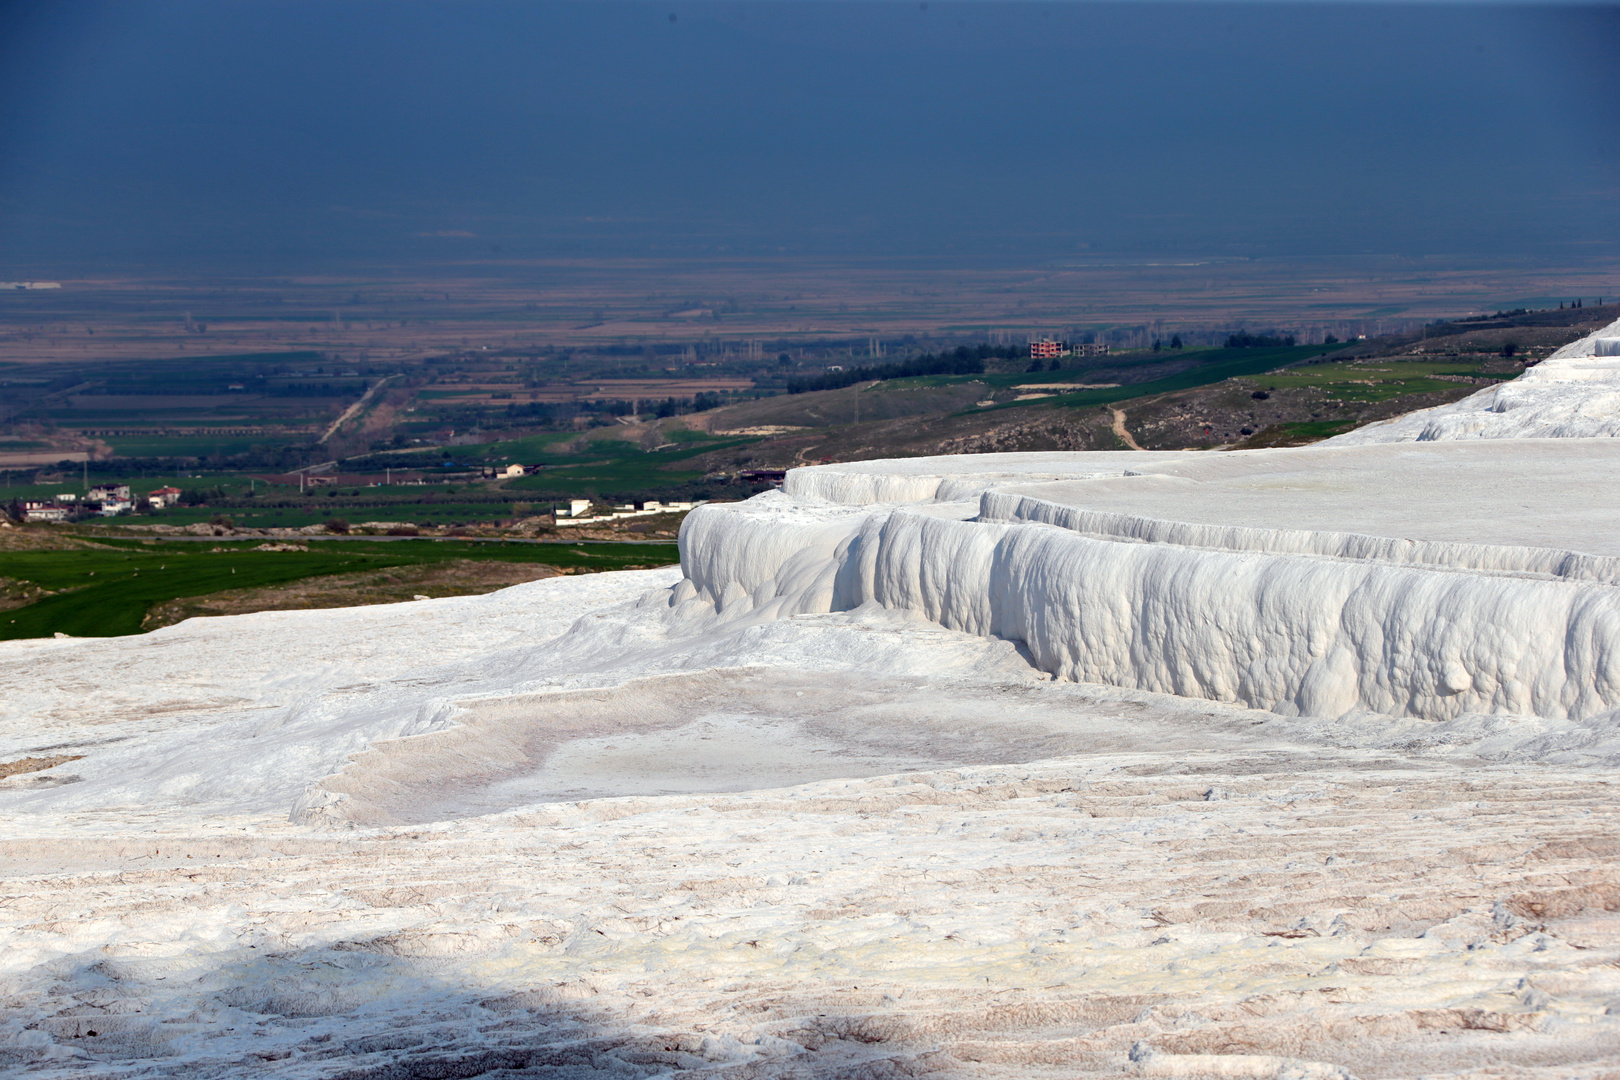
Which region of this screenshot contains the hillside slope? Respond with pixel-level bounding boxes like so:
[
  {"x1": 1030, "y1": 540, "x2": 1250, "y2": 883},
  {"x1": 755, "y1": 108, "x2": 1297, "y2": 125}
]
[{"x1": 676, "y1": 305, "x2": 1619, "y2": 470}]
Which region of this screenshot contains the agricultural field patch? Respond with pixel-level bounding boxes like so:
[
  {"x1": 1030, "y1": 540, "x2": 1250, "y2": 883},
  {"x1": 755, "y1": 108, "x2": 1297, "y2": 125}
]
[
  {"x1": 102, "y1": 434, "x2": 309, "y2": 457},
  {"x1": 59, "y1": 394, "x2": 270, "y2": 410},
  {"x1": 0, "y1": 537, "x2": 677, "y2": 640}
]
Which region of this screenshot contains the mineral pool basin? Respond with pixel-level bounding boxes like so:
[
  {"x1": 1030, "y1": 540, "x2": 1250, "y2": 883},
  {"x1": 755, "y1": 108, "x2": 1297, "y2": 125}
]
[
  {"x1": 993, "y1": 438, "x2": 1620, "y2": 556},
  {"x1": 316, "y1": 668, "x2": 1288, "y2": 826}
]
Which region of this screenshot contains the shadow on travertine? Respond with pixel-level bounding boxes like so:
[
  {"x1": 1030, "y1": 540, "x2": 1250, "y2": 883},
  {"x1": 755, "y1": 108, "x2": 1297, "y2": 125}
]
[
  {"x1": 8, "y1": 944, "x2": 959, "y2": 1078},
  {"x1": 8, "y1": 756, "x2": 1620, "y2": 1078},
  {"x1": 13, "y1": 870, "x2": 1620, "y2": 1078}
]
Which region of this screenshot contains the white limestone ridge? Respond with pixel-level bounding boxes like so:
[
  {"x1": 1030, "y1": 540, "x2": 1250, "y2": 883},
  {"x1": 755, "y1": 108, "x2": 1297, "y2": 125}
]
[
  {"x1": 1326, "y1": 315, "x2": 1620, "y2": 442},
  {"x1": 676, "y1": 438, "x2": 1620, "y2": 726}
]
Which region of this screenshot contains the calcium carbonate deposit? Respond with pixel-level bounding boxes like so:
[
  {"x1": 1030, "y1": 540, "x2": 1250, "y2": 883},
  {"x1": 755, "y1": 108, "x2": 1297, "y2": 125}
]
[{"x1": 5, "y1": 318, "x2": 1620, "y2": 1078}]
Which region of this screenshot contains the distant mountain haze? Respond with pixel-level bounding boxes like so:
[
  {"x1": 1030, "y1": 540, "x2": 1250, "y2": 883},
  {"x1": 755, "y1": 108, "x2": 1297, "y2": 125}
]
[{"x1": 0, "y1": 1, "x2": 1615, "y2": 273}]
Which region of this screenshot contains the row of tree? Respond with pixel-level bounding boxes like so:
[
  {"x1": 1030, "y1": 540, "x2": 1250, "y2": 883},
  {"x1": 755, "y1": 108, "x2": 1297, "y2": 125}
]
[
  {"x1": 1225, "y1": 332, "x2": 1297, "y2": 348},
  {"x1": 786, "y1": 344, "x2": 1024, "y2": 394}
]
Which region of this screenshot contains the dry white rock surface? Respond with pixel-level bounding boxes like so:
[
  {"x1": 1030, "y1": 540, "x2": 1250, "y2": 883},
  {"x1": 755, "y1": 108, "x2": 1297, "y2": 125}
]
[{"x1": 5, "y1": 338, "x2": 1620, "y2": 1077}]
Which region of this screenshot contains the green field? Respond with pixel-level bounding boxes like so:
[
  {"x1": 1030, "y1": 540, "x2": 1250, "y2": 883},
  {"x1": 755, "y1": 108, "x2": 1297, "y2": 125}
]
[
  {"x1": 1245, "y1": 358, "x2": 1515, "y2": 402},
  {"x1": 0, "y1": 538, "x2": 678, "y2": 640},
  {"x1": 102, "y1": 434, "x2": 310, "y2": 458},
  {"x1": 1239, "y1": 419, "x2": 1361, "y2": 447},
  {"x1": 1003, "y1": 344, "x2": 1346, "y2": 412}
]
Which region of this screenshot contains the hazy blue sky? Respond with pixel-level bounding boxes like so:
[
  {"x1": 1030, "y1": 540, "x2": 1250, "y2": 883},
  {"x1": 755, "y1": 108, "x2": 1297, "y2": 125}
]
[{"x1": 1, "y1": 1, "x2": 1615, "y2": 272}]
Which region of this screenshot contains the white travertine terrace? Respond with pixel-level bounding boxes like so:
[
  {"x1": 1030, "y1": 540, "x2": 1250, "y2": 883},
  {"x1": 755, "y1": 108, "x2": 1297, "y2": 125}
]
[
  {"x1": 5, "y1": 328, "x2": 1620, "y2": 1076},
  {"x1": 679, "y1": 440, "x2": 1620, "y2": 725}
]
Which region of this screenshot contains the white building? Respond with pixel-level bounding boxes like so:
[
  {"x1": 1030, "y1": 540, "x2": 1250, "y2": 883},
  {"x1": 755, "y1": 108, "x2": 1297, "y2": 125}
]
[{"x1": 22, "y1": 501, "x2": 69, "y2": 523}]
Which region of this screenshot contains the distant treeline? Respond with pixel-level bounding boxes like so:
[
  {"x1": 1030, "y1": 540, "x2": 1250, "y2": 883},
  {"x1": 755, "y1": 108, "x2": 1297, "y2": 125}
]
[
  {"x1": 786, "y1": 344, "x2": 1021, "y2": 395},
  {"x1": 178, "y1": 486, "x2": 231, "y2": 506},
  {"x1": 1225, "y1": 332, "x2": 1297, "y2": 348},
  {"x1": 496, "y1": 392, "x2": 731, "y2": 427},
  {"x1": 1457, "y1": 309, "x2": 1533, "y2": 324},
  {"x1": 269, "y1": 382, "x2": 367, "y2": 397}
]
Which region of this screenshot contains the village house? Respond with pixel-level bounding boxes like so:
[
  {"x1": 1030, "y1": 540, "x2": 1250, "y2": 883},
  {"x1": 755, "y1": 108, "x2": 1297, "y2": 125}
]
[
  {"x1": 88, "y1": 483, "x2": 132, "y2": 504},
  {"x1": 21, "y1": 500, "x2": 69, "y2": 523},
  {"x1": 146, "y1": 486, "x2": 183, "y2": 509}
]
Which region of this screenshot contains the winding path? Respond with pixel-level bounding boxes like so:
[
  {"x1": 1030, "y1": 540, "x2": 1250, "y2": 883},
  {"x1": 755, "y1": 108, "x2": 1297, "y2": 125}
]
[{"x1": 1110, "y1": 406, "x2": 1144, "y2": 450}]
